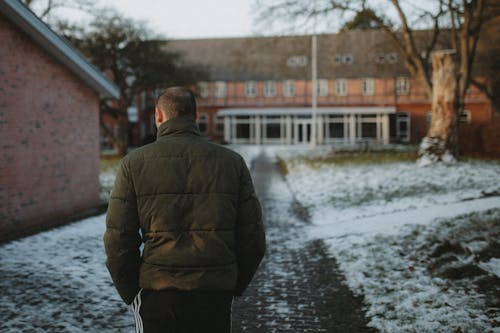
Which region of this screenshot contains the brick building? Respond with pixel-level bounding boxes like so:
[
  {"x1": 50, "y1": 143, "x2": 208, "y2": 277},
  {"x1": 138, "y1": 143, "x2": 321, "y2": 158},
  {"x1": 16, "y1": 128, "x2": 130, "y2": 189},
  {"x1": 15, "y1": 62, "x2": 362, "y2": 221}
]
[
  {"x1": 0, "y1": 0, "x2": 119, "y2": 241},
  {"x1": 117, "y1": 27, "x2": 498, "y2": 156}
]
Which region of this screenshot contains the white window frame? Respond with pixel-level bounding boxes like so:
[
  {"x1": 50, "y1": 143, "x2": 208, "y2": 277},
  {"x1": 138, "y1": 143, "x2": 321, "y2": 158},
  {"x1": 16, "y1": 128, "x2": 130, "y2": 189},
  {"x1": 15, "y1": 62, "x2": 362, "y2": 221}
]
[
  {"x1": 282, "y1": 80, "x2": 296, "y2": 97},
  {"x1": 214, "y1": 81, "x2": 227, "y2": 98},
  {"x1": 198, "y1": 82, "x2": 210, "y2": 98},
  {"x1": 318, "y1": 79, "x2": 329, "y2": 97},
  {"x1": 395, "y1": 77, "x2": 410, "y2": 95},
  {"x1": 214, "y1": 114, "x2": 225, "y2": 134},
  {"x1": 396, "y1": 112, "x2": 411, "y2": 142},
  {"x1": 361, "y1": 78, "x2": 375, "y2": 96},
  {"x1": 197, "y1": 113, "x2": 209, "y2": 134},
  {"x1": 335, "y1": 79, "x2": 348, "y2": 96},
  {"x1": 264, "y1": 80, "x2": 277, "y2": 97},
  {"x1": 245, "y1": 81, "x2": 258, "y2": 98},
  {"x1": 287, "y1": 55, "x2": 308, "y2": 67}
]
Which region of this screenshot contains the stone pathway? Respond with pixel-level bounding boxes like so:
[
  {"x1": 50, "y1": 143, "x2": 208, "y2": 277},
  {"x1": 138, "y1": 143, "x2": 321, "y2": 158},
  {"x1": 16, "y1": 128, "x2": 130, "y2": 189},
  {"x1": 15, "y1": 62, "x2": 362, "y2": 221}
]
[
  {"x1": 232, "y1": 153, "x2": 376, "y2": 332},
  {"x1": 0, "y1": 152, "x2": 376, "y2": 332}
]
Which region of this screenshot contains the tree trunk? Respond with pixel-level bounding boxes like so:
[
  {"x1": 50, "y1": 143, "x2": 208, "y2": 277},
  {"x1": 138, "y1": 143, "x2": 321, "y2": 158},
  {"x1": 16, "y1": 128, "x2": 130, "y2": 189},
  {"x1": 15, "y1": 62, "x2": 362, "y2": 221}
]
[
  {"x1": 418, "y1": 50, "x2": 459, "y2": 166},
  {"x1": 114, "y1": 113, "x2": 129, "y2": 157}
]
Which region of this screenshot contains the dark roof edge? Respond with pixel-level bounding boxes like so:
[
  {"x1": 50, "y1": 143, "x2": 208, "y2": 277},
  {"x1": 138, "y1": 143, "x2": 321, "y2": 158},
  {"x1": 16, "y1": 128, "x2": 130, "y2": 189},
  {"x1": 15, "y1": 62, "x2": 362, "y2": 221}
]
[{"x1": 0, "y1": 0, "x2": 120, "y2": 99}]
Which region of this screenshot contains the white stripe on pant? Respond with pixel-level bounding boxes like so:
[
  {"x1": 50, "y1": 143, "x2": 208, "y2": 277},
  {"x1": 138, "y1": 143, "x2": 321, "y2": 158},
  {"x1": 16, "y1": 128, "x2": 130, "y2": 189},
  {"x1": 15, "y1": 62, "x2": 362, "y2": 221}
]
[{"x1": 130, "y1": 289, "x2": 144, "y2": 333}]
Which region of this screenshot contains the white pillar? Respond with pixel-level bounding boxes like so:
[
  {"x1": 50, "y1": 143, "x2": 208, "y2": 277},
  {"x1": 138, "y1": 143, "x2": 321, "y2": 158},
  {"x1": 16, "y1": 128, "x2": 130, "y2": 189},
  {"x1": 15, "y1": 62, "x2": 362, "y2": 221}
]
[
  {"x1": 349, "y1": 114, "x2": 356, "y2": 144},
  {"x1": 376, "y1": 114, "x2": 381, "y2": 143},
  {"x1": 382, "y1": 114, "x2": 389, "y2": 145},
  {"x1": 286, "y1": 115, "x2": 292, "y2": 145},
  {"x1": 317, "y1": 115, "x2": 324, "y2": 145},
  {"x1": 224, "y1": 116, "x2": 231, "y2": 143},
  {"x1": 255, "y1": 116, "x2": 261, "y2": 145}
]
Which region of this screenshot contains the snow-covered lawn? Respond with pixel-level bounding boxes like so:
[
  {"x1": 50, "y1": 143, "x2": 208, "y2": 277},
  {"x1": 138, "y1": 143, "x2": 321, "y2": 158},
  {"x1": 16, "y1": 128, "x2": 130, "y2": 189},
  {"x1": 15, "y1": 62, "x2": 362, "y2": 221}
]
[
  {"x1": 10, "y1": 146, "x2": 495, "y2": 332},
  {"x1": 281, "y1": 151, "x2": 500, "y2": 332}
]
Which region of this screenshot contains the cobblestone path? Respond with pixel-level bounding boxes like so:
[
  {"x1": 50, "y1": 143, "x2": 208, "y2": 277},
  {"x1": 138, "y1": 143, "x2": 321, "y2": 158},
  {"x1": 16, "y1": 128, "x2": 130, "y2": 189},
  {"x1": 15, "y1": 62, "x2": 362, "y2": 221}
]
[{"x1": 232, "y1": 153, "x2": 376, "y2": 333}]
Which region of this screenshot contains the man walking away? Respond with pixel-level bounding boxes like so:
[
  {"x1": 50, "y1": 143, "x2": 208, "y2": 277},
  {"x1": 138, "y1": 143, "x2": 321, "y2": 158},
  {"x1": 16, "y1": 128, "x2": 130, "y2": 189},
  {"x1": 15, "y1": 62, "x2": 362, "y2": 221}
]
[{"x1": 104, "y1": 87, "x2": 266, "y2": 333}]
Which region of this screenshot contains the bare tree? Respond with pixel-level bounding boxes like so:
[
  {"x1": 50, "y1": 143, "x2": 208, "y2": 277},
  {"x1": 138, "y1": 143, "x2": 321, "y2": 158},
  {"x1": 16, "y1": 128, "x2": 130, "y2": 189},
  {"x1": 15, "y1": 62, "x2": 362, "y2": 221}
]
[
  {"x1": 63, "y1": 11, "x2": 206, "y2": 156},
  {"x1": 22, "y1": 0, "x2": 94, "y2": 19},
  {"x1": 24, "y1": 1, "x2": 206, "y2": 156},
  {"x1": 255, "y1": 0, "x2": 499, "y2": 163}
]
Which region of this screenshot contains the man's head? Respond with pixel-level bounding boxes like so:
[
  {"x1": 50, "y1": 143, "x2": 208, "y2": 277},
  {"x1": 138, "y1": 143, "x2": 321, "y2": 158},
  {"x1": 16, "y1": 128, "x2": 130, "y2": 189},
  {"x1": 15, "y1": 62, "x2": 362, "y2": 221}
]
[{"x1": 155, "y1": 87, "x2": 197, "y2": 128}]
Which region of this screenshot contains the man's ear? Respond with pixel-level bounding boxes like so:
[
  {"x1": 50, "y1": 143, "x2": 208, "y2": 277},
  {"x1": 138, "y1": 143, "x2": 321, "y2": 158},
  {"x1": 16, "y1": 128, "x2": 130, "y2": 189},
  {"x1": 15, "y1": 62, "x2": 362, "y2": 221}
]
[{"x1": 155, "y1": 107, "x2": 164, "y2": 127}]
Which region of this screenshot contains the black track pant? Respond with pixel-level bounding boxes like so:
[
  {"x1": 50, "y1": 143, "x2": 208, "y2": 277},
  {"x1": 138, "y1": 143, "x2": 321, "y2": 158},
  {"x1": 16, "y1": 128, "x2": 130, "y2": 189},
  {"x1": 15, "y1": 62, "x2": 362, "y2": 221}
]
[{"x1": 130, "y1": 289, "x2": 233, "y2": 333}]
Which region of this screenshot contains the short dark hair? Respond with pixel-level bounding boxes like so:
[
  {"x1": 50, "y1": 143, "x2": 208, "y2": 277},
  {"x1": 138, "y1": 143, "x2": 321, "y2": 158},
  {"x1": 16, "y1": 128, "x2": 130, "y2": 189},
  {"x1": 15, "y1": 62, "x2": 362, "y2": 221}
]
[{"x1": 156, "y1": 87, "x2": 196, "y2": 119}]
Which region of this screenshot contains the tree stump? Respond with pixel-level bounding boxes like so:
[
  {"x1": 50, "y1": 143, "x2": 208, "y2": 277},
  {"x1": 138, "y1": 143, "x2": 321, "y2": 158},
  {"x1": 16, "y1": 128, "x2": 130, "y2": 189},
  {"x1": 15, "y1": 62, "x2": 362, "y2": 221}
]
[{"x1": 418, "y1": 50, "x2": 459, "y2": 166}]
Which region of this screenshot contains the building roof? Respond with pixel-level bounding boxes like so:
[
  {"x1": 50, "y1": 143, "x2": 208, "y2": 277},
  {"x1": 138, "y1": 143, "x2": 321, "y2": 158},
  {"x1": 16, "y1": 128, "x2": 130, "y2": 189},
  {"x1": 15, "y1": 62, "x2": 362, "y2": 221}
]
[
  {"x1": 0, "y1": 0, "x2": 119, "y2": 99},
  {"x1": 167, "y1": 28, "x2": 493, "y2": 82},
  {"x1": 166, "y1": 31, "x2": 435, "y2": 81}
]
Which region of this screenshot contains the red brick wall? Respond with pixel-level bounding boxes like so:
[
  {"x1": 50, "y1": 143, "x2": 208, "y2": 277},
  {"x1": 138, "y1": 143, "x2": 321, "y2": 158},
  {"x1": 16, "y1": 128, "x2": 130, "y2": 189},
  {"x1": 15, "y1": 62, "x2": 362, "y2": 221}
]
[
  {"x1": 0, "y1": 15, "x2": 101, "y2": 239},
  {"x1": 460, "y1": 108, "x2": 500, "y2": 157}
]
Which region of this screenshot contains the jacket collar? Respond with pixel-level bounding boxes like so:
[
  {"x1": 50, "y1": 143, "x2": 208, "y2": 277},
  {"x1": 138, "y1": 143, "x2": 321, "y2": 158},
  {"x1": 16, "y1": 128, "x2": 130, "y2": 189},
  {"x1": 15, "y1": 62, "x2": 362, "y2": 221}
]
[{"x1": 157, "y1": 116, "x2": 201, "y2": 139}]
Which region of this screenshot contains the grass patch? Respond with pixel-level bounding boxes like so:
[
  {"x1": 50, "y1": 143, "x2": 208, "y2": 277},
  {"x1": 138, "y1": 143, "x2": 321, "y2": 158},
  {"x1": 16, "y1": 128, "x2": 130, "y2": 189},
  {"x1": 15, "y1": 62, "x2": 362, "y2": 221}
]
[
  {"x1": 100, "y1": 154, "x2": 121, "y2": 173},
  {"x1": 277, "y1": 157, "x2": 289, "y2": 176},
  {"x1": 286, "y1": 151, "x2": 418, "y2": 169}
]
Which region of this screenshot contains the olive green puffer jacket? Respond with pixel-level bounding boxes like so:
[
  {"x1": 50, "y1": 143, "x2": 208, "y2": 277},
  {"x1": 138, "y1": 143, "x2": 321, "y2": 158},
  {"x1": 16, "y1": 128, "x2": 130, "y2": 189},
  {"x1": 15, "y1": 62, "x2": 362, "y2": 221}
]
[{"x1": 104, "y1": 117, "x2": 266, "y2": 304}]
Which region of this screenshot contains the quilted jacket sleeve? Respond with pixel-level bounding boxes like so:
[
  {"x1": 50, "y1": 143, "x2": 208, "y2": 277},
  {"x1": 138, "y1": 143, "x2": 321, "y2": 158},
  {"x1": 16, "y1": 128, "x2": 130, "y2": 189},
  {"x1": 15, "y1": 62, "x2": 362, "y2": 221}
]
[
  {"x1": 103, "y1": 158, "x2": 142, "y2": 305},
  {"x1": 234, "y1": 159, "x2": 266, "y2": 296}
]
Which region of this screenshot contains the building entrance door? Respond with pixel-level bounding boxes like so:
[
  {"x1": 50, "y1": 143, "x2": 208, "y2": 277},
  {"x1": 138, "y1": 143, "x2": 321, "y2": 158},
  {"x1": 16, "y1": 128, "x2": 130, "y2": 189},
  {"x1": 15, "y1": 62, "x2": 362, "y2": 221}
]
[{"x1": 294, "y1": 120, "x2": 311, "y2": 144}]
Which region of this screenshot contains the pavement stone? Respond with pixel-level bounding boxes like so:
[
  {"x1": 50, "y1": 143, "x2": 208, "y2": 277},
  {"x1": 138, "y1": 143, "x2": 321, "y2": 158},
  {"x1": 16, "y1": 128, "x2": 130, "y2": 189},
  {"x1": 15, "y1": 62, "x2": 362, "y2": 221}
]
[{"x1": 232, "y1": 154, "x2": 376, "y2": 332}]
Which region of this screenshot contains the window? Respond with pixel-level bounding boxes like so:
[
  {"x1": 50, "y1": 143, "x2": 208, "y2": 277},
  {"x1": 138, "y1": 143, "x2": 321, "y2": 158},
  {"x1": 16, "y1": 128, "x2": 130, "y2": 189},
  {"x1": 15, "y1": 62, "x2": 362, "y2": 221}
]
[
  {"x1": 263, "y1": 116, "x2": 282, "y2": 141},
  {"x1": 282, "y1": 80, "x2": 296, "y2": 97},
  {"x1": 198, "y1": 82, "x2": 209, "y2": 98},
  {"x1": 426, "y1": 112, "x2": 432, "y2": 127},
  {"x1": 396, "y1": 112, "x2": 410, "y2": 142},
  {"x1": 375, "y1": 54, "x2": 386, "y2": 64},
  {"x1": 327, "y1": 115, "x2": 345, "y2": 139},
  {"x1": 197, "y1": 113, "x2": 209, "y2": 134},
  {"x1": 214, "y1": 114, "x2": 224, "y2": 134},
  {"x1": 154, "y1": 88, "x2": 163, "y2": 100},
  {"x1": 334, "y1": 53, "x2": 354, "y2": 64},
  {"x1": 235, "y1": 116, "x2": 251, "y2": 140},
  {"x1": 459, "y1": 110, "x2": 471, "y2": 123},
  {"x1": 387, "y1": 53, "x2": 399, "y2": 64},
  {"x1": 343, "y1": 54, "x2": 354, "y2": 64},
  {"x1": 358, "y1": 114, "x2": 378, "y2": 139},
  {"x1": 214, "y1": 81, "x2": 227, "y2": 98},
  {"x1": 335, "y1": 79, "x2": 348, "y2": 96},
  {"x1": 318, "y1": 79, "x2": 329, "y2": 97},
  {"x1": 245, "y1": 81, "x2": 257, "y2": 98},
  {"x1": 264, "y1": 80, "x2": 277, "y2": 97},
  {"x1": 361, "y1": 78, "x2": 375, "y2": 96},
  {"x1": 127, "y1": 106, "x2": 138, "y2": 122},
  {"x1": 287, "y1": 55, "x2": 308, "y2": 67},
  {"x1": 395, "y1": 77, "x2": 410, "y2": 95}
]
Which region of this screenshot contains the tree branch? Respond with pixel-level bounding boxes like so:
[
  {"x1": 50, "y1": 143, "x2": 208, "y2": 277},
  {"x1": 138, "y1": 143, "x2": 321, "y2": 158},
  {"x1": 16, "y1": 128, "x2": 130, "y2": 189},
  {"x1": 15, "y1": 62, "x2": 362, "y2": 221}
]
[
  {"x1": 391, "y1": 0, "x2": 432, "y2": 95},
  {"x1": 471, "y1": 78, "x2": 493, "y2": 100}
]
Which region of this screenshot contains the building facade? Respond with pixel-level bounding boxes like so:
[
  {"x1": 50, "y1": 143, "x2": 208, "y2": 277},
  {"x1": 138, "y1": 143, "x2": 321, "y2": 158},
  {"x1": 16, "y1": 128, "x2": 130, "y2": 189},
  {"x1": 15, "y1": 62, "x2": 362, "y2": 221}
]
[
  {"x1": 0, "y1": 0, "x2": 119, "y2": 241},
  {"x1": 120, "y1": 29, "x2": 497, "y2": 155}
]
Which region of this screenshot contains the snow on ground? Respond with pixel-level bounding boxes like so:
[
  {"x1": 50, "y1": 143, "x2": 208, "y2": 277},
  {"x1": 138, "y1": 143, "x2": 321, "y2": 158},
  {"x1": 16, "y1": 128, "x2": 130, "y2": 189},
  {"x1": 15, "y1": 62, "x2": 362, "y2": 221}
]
[
  {"x1": 279, "y1": 151, "x2": 500, "y2": 332},
  {"x1": 0, "y1": 214, "x2": 133, "y2": 332},
  {"x1": 3, "y1": 145, "x2": 498, "y2": 332}
]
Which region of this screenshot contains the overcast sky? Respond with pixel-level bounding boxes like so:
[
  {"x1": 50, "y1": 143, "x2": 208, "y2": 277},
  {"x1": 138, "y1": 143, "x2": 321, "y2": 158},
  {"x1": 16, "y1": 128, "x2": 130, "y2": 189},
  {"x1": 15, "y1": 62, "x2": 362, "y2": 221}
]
[
  {"x1": 110, "y1": 0, "x2": 257, "y2": 39},
  {"x1": 54, "y1": 0, "x2": 258, "y2": 39}
]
